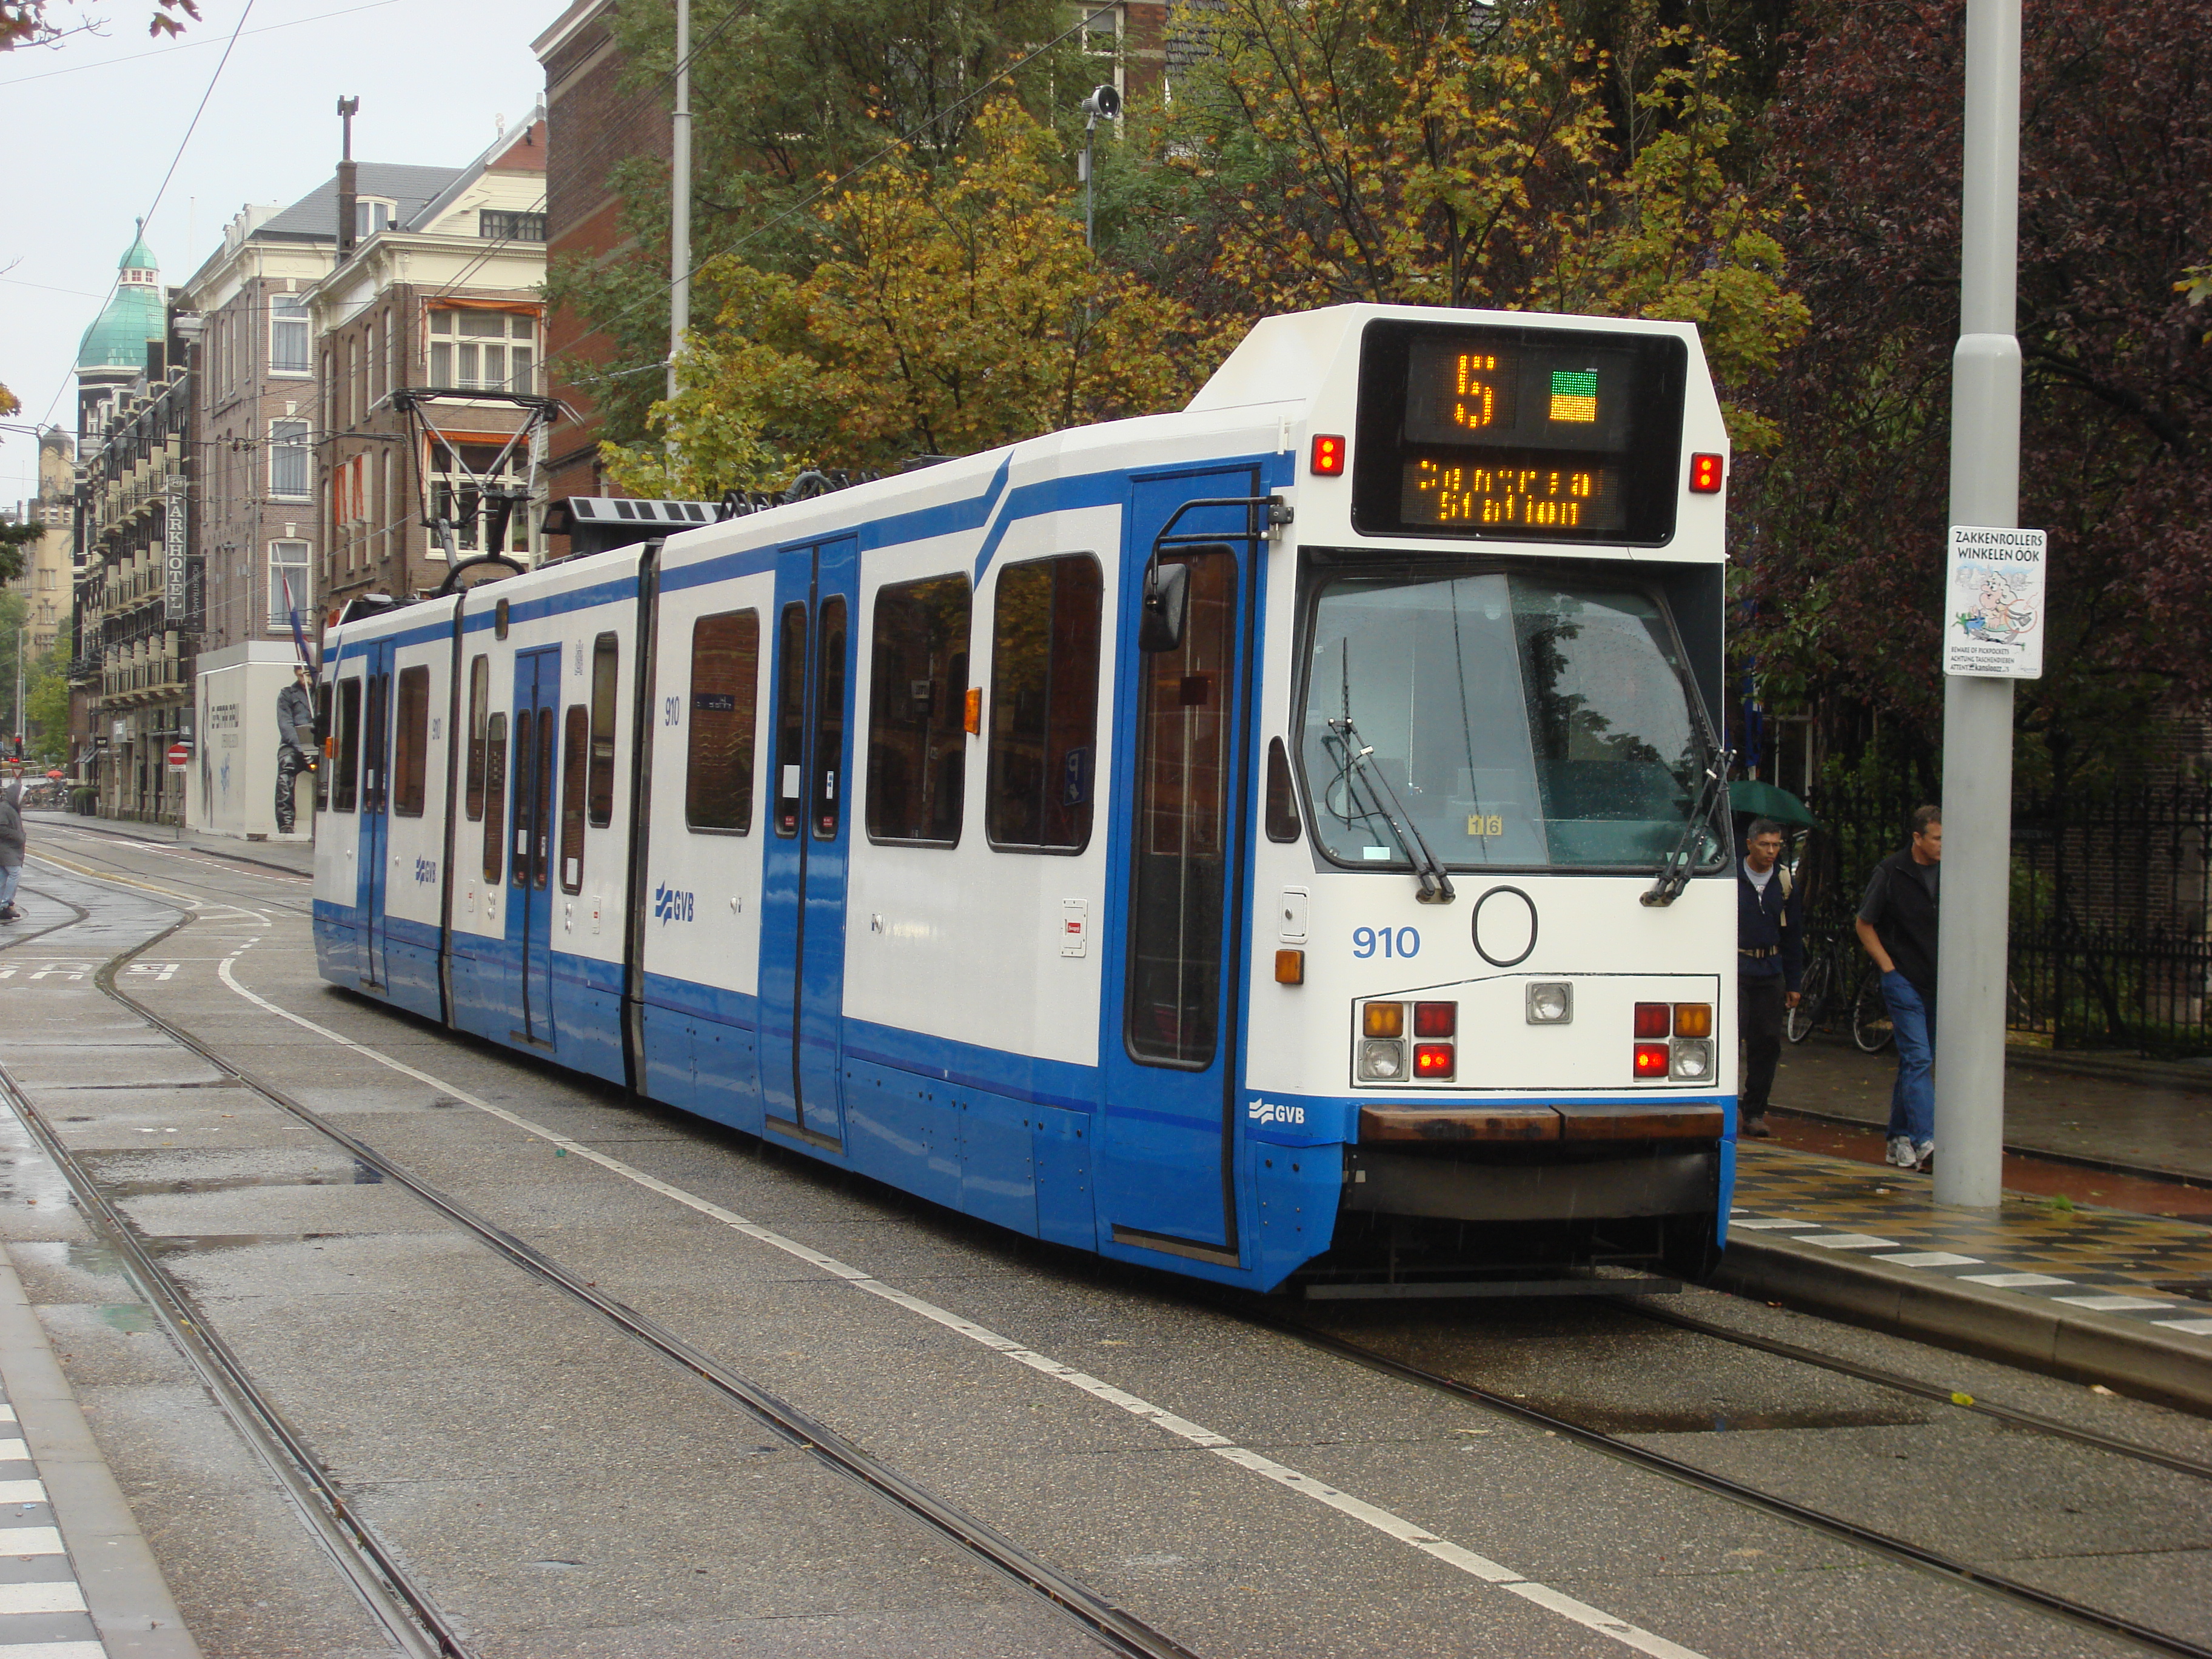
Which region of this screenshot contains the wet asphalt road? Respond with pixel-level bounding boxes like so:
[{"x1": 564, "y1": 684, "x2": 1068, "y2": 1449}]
[{"x1": 2, "y1": 825, "x2": 2208, "y2": 1658}]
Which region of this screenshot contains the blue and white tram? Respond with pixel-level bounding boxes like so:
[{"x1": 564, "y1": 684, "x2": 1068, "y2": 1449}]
[{"x1": 314, "y1": 303, "x2": 1739, "y2": 1293}]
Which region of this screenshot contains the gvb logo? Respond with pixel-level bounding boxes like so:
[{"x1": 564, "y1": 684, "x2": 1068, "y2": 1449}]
[
  {"x1": 1247, "y1": 1098, "x2": 1307, "y2": 1126},
  {"x1": 413, "y1": 857, "x2": 438, "y2": 886},
  {"x1": 653, "y1": 883, "x2": 695, "y2": 925}
]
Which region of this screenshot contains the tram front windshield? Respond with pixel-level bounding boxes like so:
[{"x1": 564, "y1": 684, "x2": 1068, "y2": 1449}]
[{"x1": 1301, "y1": 569, "x2": 1714, "y2": 870}]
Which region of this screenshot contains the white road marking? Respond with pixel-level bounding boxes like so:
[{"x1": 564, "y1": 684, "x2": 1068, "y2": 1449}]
[
  {"x1": 2154, "y1": 1318, "x2": 2212, "y2": 1336},
  {"x1": 1796, "y1": 1233, "x2": 1900, "y2": 1250},
  {"x1": 0, "y1": 1527, "x2": 64, "y2": 1557},
  {"x1": 2052, "y1": 1294, "x2": 2176, "y2": 1312},
  {"x1": 0, "y1": 1443, "x2": 28, "y2": 1463},
  {"x1": 0, "y1": 1581, "x2": 86, "y2": 1615},
  {"x1": 0, "y1": 1482, "x2": 47, "y2": 1506},
  {"x1": 1874, "y1": 1252, "x2": 1982, "y2": 1267},
  {"x1": 213, "y1": 953, "x2": 1711, "y2": 1659},
  {"x1": 1726, "y1": 1218, "x2": 1817, "y2": 1230},
  {"x1": 1960, "y1": 1272, "x2": 2073, "y2": 1288},
  {"x1": 0, "y1": 1642, "x2": 110, "y2": 1658}
]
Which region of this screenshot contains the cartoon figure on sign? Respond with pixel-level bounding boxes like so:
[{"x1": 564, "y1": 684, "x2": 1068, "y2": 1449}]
[{"x1": 1956, "y1": 568, "x2": 2036, "y2": 646}]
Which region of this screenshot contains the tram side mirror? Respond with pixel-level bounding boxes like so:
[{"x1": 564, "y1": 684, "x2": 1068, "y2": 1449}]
[{"x1": 1139, "y1": 562, "x2": 1188, "y2": 654}]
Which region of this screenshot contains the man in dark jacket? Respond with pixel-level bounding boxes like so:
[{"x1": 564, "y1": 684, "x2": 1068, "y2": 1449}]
[
  {"x1": 1857, "y1": 805, "x2": 1943, "y2": 1170},
  {"x1": 275, "y1": 665, "x2": 317, "y2": 835},
  {"x1": 0, "y1": 782, "x2": 24, "y2": 923},
  {"x1": 1736, "y1": 816, "x2": 1803, "y2": 1139}
]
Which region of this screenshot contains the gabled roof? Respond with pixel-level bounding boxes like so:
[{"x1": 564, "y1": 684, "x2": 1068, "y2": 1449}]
[{"x1": 256, "y1": 164, "x2": 465, "y2": 242}]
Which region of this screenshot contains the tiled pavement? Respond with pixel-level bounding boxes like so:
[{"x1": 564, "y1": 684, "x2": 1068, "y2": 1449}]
[
  {"x1": 1731, "y1": 1138, "x2": 2212, "y2": 1342},
  {"x1": 0, "y1": 1415, "x2": 103, "y2": 1658}
]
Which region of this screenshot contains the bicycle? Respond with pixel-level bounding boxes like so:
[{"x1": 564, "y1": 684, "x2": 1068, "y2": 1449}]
[{"x1": 1786, "y1": 929, "x2": 1894, "y2": 1053}]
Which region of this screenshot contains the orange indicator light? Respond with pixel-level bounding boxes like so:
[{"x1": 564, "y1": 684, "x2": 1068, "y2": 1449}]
[
  {"x1": 1362, "y1": 1002, "x2": 1405, "y2": 1039},
  {"x1": 1275, "y1": 950, "x2": 1305, "y2": 985},
  {"x1": 1673, "y1": 1002, "x2": 1713, "y2": 1038}
]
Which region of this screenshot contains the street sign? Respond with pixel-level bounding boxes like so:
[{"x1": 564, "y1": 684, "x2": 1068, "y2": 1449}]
[
  {"x1": 1944, "y1": 525, "x2": 2046, "y2": 680},
  {"x1": 166, "y1": 743, "x2": 190, "y2": 771}
]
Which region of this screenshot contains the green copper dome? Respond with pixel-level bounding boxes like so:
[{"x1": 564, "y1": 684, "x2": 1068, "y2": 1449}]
[{"x1": 76, "y1": 227, "x2": 164, "y2": 373}]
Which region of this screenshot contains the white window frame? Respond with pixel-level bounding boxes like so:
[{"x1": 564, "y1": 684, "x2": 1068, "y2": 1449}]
[
  {"x1": 269, "y1": 419, "x2": 312, "y2": 501},
  {"x1": 267, "y1": 540, "x2": 311, "y2": 631},
  {"x1": 427, "y1": 309, "x2": 538, "y2": 394},
  {"x1": 270, "y1": 293, "x2": 312, "y2": 378}
]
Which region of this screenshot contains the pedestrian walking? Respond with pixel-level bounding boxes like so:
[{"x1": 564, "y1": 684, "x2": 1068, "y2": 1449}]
[
  {"x1": 275, "y1": 664, "x2": 317, "y2": 836},
  {"x1": 1735, "y1": 816, "x2": 1803, "y2": 1139},
  {"x1": 1855, "y1": 805, "x2": 1943, "y2": 1171},
  {"x1": 0, "y1": 782, "x2": 24, "y2": 923}
]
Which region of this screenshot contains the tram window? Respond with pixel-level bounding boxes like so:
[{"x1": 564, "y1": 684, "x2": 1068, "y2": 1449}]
[
  {"x1": 865, "y1": 574, "x2": 969, "y2": 845},
  {"x1": 985, "y1": 554, "x2": 1102, "y2": 853},
  {"x1": 812, "y1": 597, "x2": 848, "y2": 840},
  {"x1": 1126, "y1": 549, "x2": 1237, "y2": 1068},
  {"x1": 480, "y1": 712, "x2": 507, "y2": 883},
  {"x1": 333, "y1": 677, "x2": 362, "y2": 813},
  {"x1": 393, "y1": 666, "x2": 430, "y2": 817},
  {"x1": 774, "y1": 603, "x2": 807, "y2": 836},
  {"x1": 362, "y1": 671, "x2": 389, "y2": 813},
  {"x1": 588, "y1": 632, "x2": 618, "y2": 828},
  {"x1": 464, "y1": 655, "x2": 489, "y2": 820},
  {"x1": 560, "y1": 704, "x2": 587, "y2": 893},
  {"x1": 1264, "y1": 737, "x2": 1301, "y2": 842},
  {"x1": 686, "y1": 609, "x2": 759, "y2": 834},
  {"x1": 511, "y1": 710, "x2": 532, "y2": 889},
  {"x1": 532, "y1": 709, "x2": 554, "y2": 889}
]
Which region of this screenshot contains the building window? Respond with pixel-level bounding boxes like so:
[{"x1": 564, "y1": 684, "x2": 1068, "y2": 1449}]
[
  {"x1": 270, "y1": 295, "x2": 311, "y2": 376},
  {"x1": 686, "y1": 609, "x2": 759, "y2": 834},
  {"x1": 355, "y1": 199, "x2": 395, "y2": 238},
  {"x1": 479, "y1": 210, "x2": 546, "y2": 243},
  {"x1": 427, "y1": 310, "x2": 536, "y2": 393},
  {"x1": 985, "y1": 554, "x2": 1103, "y2": 852},
  {"x1": 269, "y1": 420, "x2": 310, "y2": 499},
  {"x1": 865, "y1": 573, "x2": 970, "y2": 845},
  {"x1": 267, "y1": 540, "x2": 310, "y2": 629},
  {"x1": 427, "y1": 441, "x2": 529, "y2": 556}
]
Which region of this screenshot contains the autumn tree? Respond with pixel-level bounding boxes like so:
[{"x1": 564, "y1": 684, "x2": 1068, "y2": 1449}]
[
  {"x1": 603, "y1": 101, "x2": 1213, "y2": 498},
  {"x1": 1, "y1": 0, "x2": 195, "y2": 45},
  {"x1": 1736, "y1": 0, "x2": 2212, "y2": 781}
]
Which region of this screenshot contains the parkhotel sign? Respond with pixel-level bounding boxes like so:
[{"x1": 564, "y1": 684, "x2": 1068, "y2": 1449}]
[
  {"x1": 1944, "y1": 525, "x2": 2046, "y2": 681},
  {"x1": 163, "y1": 481, "x2": 189, "y2": 622}
]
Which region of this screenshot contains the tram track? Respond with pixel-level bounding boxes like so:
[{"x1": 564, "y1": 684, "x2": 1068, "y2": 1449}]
[
  {"x1": 30, "y1": 839, "x2": 2212, "y2": 1659},
  {"x1": 1258, "y1": 1309, "x2": 2212, "y2": 1659},
  {"x1": 24, "y1": 857, "x2": 1205, "y2": 1659}
]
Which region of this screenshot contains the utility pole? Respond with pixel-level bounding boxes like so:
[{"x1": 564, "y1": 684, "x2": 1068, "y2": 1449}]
[
  {"x1": 667, "y1": 0, "x2": 692, "y2": 443},
  {"x1": 1934, "y1": 0, "x2": 2022, "y2": 1210}
]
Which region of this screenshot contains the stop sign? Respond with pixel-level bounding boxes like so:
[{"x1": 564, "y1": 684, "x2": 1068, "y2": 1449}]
[{"x1": 166, "y1": 743, "x2": 190, "y2": 769}]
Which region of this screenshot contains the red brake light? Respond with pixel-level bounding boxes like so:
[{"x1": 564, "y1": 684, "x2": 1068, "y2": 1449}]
[
  {"x1": 1413, "y1": 1000, "x2": 1456, "y2": 1038},
  {"x1": 1310, "y1": 434, "x2": 1346, "y2": 477},
  {"x1": 1414, "y1": 1043, "x2": 1455, "y2": 1079},
  {"x1": 1634, "y1": 1002, "x2": 1671, "y2": 1039},
  {"x1": 1633, "y1": 1042, "x2": 1671, "y2": 1079},
  {"x1": 1689, "y1": 452, "x2": 1724, "y2": 494}
]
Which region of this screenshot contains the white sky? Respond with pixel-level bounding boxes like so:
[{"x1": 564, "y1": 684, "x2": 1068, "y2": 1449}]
[{"x1": 0, "y1": 0, "x2": 560, "y2": 508}]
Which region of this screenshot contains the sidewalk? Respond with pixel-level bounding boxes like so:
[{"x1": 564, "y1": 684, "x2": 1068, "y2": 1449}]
[{"x1": 20, "y1": 815, "x2": 313, "y2": 880}]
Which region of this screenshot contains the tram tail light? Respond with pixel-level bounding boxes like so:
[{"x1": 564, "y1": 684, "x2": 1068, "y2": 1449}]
[
  {"x1": 1672, "y1": 1002, "x2": 1712, "y2": 1038},
  {"x1": 1413, "y1": 1000, "x2": 1456, "y2": 1038},
  {"x1": 1310, "y1": 434, "x2": 1347, "y2": 476},
  {"x1": 1413, "y1": 1043, "x2": 1455, "y2": 1079},
  {"x1": 1689, "y1": 452, "x2": 1724, "y2": 494},
  {"x1": 1633, "y1": 1042, "x2": 1671, "y2": 1079},
  {"x1": 1362, "y1": 1002, "x2": 1406, "y2": 1039},
  {"x1": 1633, "y1": 1002, "x2": 1671, "y2": 1039}
]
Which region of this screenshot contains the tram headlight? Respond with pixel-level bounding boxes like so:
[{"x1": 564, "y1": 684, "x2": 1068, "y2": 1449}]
[
  {"x1": 1669, "y1": 1037, "x2": 1714, "y2": 1082},
  {"x1": 1526, "y1": 982, "x2": 1572, "y2": 1024},
  {"x1": 1359, "y1": 1039, "x2": 1407, "y2": 1082}
]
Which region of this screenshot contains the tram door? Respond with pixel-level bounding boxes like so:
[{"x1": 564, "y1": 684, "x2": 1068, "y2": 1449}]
[
  {"x1": 1098, "y1": 468, "x2": 1262, "y2": 1261},
  {"x1": 355, "y1": 639, "x2": 395, "y2": 989},
  {"x1": 509, "y1": 646, "x2": 561, "y2": 1047},
  {"x1": 757, "y1": 536, "x2": 858, "y2": 1150}
]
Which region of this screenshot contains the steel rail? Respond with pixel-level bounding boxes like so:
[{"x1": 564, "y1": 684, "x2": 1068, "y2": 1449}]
[
  {"x1": 1622, "y1": 1299, "x2": 2212, "y2": 1484},
  {"x1": 64, "y1": 862, "x2": 1202, "y2": 1659},
  {"x1": 1266, "y1": 1313, "x2": 2212, "y2": 1659},
  {"x1": 3, "y1": 880, "x2": 95, "y2": 953},
  {"x1": 0, "y1": 910, "x2": 468, "y2": 1659}
]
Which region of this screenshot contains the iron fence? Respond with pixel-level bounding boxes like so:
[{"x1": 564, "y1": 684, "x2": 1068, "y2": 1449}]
[{"x1": 1792, "y1": 777, "x2": 2212, "y2": 1059}]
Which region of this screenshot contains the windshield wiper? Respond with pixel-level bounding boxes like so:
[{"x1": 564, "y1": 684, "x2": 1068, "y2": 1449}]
[
  {"x1": 1640, "y1": 746, "x2": 1733, "y2": 908},
  {"x1": 1325, "y1": 715, "x2": 1456, "y2": 906}
]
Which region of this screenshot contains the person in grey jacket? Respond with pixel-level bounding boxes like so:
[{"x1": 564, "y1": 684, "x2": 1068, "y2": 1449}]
[
  {"x1": 0, "y1": 783, "x2": 24, "y2": 923},
  {"x1": 275, "y1": 665, "x2": 317, "y2": 834}
]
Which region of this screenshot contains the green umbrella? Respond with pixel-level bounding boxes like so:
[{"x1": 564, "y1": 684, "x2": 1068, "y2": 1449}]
[{"x1": 1729, "y1": 779, "x2": 1820, "y2": 830}]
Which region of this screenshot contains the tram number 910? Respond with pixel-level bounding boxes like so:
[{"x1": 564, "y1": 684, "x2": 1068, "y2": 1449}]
[{"x1": 1352, "y1": 926, "x2": 1421, "y2": 960}]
